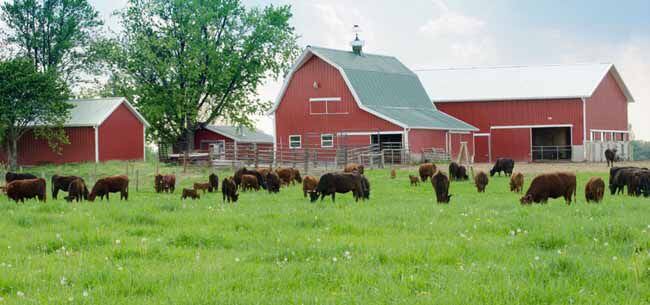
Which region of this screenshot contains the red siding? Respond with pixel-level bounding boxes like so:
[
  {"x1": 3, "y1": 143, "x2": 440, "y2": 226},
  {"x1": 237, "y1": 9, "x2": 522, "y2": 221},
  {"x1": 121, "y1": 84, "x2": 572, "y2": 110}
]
[
  {"x1": 194, "y1": 129, "x2": 234, "y2": 150},
  {"x1": 491, "y1": 128, "x2": 531, "y2": 162},
  {"x1": 275, "y1": 56, "x2": 403, "y2": 150},
  {"x1": 408, "y1": 129, "x2": 446, "y2": 153},
  {"x1": 0, "y1": 127, "x2": 95, "y2": 165},
  {"x1": 586, "y1": 71, "x2": 628, "y2": 134},
  {"x1": 99, "y1": 104, "x2": 145, "y2": 162},
  {"x1": 449, "y1": 133, "x2": 474, "y2": 161},
  {"x1": 436, "y1": 99, "x2": 584, "y2": 145},
  {"x1": 474, "y1": 136, "x2": 490, "y2": 163}
]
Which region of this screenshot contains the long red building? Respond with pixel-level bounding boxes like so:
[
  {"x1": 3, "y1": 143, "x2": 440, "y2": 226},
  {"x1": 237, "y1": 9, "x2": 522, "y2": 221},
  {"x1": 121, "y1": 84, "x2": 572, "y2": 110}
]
[
  {"x1": 418, "y1": 64, "x2": 635, "y2": 163},
  {"x1": 0, "y1": 97, "x2": 149, "y2": 165},
  {"x1": 271, "y1": 45, "x2": 477, "y2": 162}
]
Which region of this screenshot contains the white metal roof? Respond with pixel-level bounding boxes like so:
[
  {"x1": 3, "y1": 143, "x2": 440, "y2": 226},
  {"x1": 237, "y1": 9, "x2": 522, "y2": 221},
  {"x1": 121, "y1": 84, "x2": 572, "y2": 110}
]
[
  {"x1": 417, "y1": 63, "x2": 635, "y2": 103},
  {"x1": 65, "y1": 97, "x2": 150, "y2": 127}
]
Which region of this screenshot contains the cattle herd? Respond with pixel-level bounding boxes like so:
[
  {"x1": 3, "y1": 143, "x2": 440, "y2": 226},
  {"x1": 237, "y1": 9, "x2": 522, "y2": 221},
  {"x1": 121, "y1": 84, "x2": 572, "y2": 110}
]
[{"x1": 0, "y1": 154, "x2": 645, "y2": 206}]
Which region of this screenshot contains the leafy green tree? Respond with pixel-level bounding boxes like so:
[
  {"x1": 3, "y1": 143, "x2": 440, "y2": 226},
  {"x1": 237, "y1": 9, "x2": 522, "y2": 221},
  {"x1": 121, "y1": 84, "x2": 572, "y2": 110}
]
[
  {"x1": 104, "y1": 0, "x2": 299, "y2": 148},
  {"x1": 1, "y1": 0, "x2": 103, "y2": 82},
  {"x1": 0, "y1": 58, "x2": 71, "y2": 169}
]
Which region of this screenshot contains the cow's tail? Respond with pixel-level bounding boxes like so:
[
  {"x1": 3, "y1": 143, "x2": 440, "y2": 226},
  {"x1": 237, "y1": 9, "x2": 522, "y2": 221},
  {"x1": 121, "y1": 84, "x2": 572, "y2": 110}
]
[{"x1": 470, "y1": 166, "x2": 475, "y2": 180}]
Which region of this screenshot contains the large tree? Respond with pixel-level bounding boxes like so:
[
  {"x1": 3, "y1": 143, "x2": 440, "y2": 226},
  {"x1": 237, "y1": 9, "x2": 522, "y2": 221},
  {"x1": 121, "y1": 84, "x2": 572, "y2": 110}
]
[
  {"x1": 104, "y1": 0, "x2": 299, "y2": 148},
  {"x1": 0, "y1": 58, "x2": 71, "y2": 169},
  {"x1": 1, "y1": 0, "x2": 103, "y2": 82}
]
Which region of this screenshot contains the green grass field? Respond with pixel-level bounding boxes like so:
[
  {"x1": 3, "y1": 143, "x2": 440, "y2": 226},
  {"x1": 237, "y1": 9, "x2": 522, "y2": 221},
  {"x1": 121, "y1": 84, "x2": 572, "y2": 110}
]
[{"x1": 0, "y1": 162, "x2": 649, "y2": 304}]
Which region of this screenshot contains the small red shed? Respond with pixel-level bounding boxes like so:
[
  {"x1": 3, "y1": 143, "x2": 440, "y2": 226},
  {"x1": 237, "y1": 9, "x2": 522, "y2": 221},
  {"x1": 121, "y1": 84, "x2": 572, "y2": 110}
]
[
  {"x1": 192, "y1": 125, "x2": 273, "y2": 159},
  {"x1": 418, "y1": 64, "x2": 635, "y2": 163},
  {"x1": 0, "y1": 97, "x2": 149, "y2": 165},
  {"x1": 270, "y1": 45, "x2": 477, "y2": 162}
]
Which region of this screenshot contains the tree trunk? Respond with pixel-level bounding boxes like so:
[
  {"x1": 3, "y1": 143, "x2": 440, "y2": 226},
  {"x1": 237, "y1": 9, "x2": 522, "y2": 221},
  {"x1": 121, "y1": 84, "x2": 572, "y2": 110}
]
[
  {"x1": 183, "y1": 127, "x2": 194, "y2": 173},
  {"x1": 7, "y1": 138, "x2": 18, "y2": 170}
]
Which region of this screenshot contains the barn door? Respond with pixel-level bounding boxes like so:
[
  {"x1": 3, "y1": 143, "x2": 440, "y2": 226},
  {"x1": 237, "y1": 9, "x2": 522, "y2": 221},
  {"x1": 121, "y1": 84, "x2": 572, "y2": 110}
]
[{"x1": 474, "y1": 135, "x2": 490, "y2": 163}]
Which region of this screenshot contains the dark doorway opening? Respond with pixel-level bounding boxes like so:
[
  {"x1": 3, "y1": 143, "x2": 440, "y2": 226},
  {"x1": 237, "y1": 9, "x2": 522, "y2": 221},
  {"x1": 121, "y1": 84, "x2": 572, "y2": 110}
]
[
  {"x1": 371, "y1": 133, "x2": 403, "y2": 150},
  {"x1": 532, "y1": 127, "x2": 572, "y2": 161}
]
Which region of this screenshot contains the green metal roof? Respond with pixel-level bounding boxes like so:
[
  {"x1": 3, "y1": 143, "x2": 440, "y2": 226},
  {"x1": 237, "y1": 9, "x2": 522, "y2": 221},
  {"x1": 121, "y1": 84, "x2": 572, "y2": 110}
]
[
  {"x1": 204, "y1": 125, "x2": 273, "y2": 143},
  {"x1": 308, "y1": 46, "x2": 477, "y2": 131}
]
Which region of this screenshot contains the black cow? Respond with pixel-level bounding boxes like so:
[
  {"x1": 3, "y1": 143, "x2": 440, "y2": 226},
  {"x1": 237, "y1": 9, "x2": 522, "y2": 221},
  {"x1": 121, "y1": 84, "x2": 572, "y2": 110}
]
[
  {"x1": 265, "y1": 172, "x2": 281, "y2": 194},
  {"x1": 360, "y1": 175, "x2": 370, "y2": 200},
  {"x1": 448, "y1": 162, "x2": 469, "y2": 181},
  {"x1": 310, "y1": 173, "x2": 365, "y2": 203},
  {"x1": 52, "y1": 175, "x2": 86, "y2": 199},
  {"x1": 5, "y1": 172, "x2": 37, "y2": 183},
  {"x1": 609, "y1": 167, "x2": 645, "y2": 195},
  {"x1": 431, "y1": 171, "x2": 451, "y2": 203},
  {"x1": 490, "y1": 158, "x2": 515, "y2": 177},
  {"x1": 604, "y1": 149, "x2": 617, "y2": 167},
  {"x1": 222, "y1": 177, "x2": 239, "y2": 203}
]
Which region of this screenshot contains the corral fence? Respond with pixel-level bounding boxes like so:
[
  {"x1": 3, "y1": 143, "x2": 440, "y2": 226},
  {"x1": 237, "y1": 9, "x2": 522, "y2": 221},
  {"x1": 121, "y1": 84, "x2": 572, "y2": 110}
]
[{"x1": 585, "y1": 141, "x2": 632, "y2": 162}]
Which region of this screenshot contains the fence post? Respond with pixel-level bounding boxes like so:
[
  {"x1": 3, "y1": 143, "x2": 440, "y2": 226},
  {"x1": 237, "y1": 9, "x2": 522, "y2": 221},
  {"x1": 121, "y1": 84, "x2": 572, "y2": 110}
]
[
  {"x1": 254, "y1": 144, "x2": 259, "y2": 169},
  {"x1": 304, "y1": 149, "x2": 309, "y2": 175},
  {"x1": 136, "y1": 169, "x2": 139, "y2": 192}
]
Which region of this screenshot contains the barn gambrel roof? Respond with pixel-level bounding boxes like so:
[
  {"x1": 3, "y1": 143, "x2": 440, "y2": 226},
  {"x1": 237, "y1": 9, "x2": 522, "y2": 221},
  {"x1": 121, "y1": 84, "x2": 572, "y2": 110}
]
[
  {"x1": 271, "y1": 46, "x2": 477, "y2": 131},
  {"x1": 417, "y1": 63, "x2": 635, "y2": 103}
]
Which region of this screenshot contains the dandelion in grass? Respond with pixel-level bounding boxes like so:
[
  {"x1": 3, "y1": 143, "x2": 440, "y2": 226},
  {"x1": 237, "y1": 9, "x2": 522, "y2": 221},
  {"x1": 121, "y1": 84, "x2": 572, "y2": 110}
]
[
  {"x1": 115, "y1": 239, "x2": 121, "y2": 245},
  {"x1": 612, "y1": 256, "x2": 618, "y2": 261},
  {"x1": 82, "y1": 291, "x2": 89, "y2": 298},
  {"x1": 516, "y1": 228, "x2": 522, "y2": 233},
  {"x1": 509, "y1": 230, "x2": 515, "y2": 236},
  {"x1": 235, "y1": 257, "x2": 240, "y2": 262},
  {"x1": 16, "y1": 291, "x2": 24, "y2": 297},
  {"x1": 60, "y1": 276, "x2": 67, "y2": 286},
  {"x1": 332, "y1": 257, "x2": 338, "y2": 262},
  {"x1": 534, "y1": 256, "x2": 540, "y2": 261}
]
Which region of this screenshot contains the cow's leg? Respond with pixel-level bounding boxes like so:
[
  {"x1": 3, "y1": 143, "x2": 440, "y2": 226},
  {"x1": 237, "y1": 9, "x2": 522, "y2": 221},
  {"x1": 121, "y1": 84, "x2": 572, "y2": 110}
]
[{"x1": 52, "y1": 187, "x2": 58, "y2": 200}]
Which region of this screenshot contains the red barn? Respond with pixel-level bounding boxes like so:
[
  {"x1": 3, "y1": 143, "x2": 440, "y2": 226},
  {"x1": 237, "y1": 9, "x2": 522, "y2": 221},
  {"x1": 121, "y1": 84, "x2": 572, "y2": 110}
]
[
  {"x1": 271, "y1": 45, "x2": 477, "y2": 162},
  {"x1": 418, "y1": 64, "x2": 635, "y2": 163},
  {"x1": 0, "y1": 97, "x2": 149, "y2": 165}
]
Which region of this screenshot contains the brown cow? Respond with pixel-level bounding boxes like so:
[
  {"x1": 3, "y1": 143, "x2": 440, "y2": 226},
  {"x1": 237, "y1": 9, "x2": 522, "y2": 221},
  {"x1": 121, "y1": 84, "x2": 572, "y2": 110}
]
[
  {"x1": 266, "y1": 172, "x2": 281, "y2": 193},
  {"x1": 520, "y1": 172, "x2": 577, "y2": 205},
  {"x1": 474, "y1": 171, "x2": 489, "y2": 193},
  {"x1": 409, "y1": 175, "x2": 420, "y2": 186},
  {"x1": 181, "y1": 188, "x2": 200, "y2": 200},
  {"x1": 155, "y1": 174, "x2": 176, "y2": 193},
  {"x1": 275, "y1": 167, "x2": 293, "y2": 186},
  {"x1": 193, "y1": 182, "x2": 210, "y2": 194},
  {"x1": 431, "y1": 171, "x2": 451, "y2": 203},
  {"x1": 222, "y1": 177, "x2": 239, "y2": 203},
  {"x1": 302, "y1": 175, "x2": 319, "y2": 198},
  {"x1": 52, "y1": 175, "x2": 85, "y2": 199},
  {"x1": 208, "y1": 173, "x2": 219, "y2": 192},
  {"x1": 88, "y1": 176, "x2": 129, "y2": 201},
  {"x1": 344, "y1": 163, "x2": 365, "y2": 174},
  {"x1": 6, "y1": 178, "x2": 46, "y2": 203},
  {"x1": 241, "y1": 174, "x2": 260, "y2": 191},
  {"x1": 510, "y1": 173, "x2": 524, "y2": 193},
  {"x1": 419, "y1": 163, "x2": 436, "y2": 182},
  {"x1": 585, "y1": 177, "x2": 605, "y2": 203},
  {"x1": 64, "y1": 178, "x2": 88, "y2": 202},
  {"x1": 292, "y1": 168, "x2": 303, "y2": 184},
  {"x1": 390, "y1": 168, "x2": 396, "y2": 179}
]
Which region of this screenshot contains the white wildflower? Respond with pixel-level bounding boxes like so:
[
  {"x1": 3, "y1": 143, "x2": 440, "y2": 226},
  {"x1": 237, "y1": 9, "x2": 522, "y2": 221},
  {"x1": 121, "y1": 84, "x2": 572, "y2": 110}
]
[
  {"x1": 115, "y1": 240, "x2": 121, "y2": 245},
  {"x1": 235, "y1": 257, "x2": 240, "y2": 262},
  {"x1": 509, "y1": 230, "x2": 515, "y2": 236},
  {"x1": 534, "y1": 256, "x2": 540, "y2": 261},
  {"x1": 82, "y1": 291, "x2": 89, "y2": 298},
  {"x1": 60, "y1": 276, "x2": 67, "y2": 286},
  {"x1": 332, "y1": 257, "x2": 337, "y2": 262},
  {"x1": 16, "y1": 291, "x2": 24, "y2": 297},
  {"x1": 516, "y1": 228, "x2": 522, "y2": 233},
  {"x1": 612, "y1": 256, "x2": 618, "y2": 261}
]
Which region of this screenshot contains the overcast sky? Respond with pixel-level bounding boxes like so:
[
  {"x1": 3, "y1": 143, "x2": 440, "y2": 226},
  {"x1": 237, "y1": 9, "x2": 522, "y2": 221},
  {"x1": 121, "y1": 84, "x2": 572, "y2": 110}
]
[{"x1": 4, "y1": 0, "x2": 650, "y2": 140}]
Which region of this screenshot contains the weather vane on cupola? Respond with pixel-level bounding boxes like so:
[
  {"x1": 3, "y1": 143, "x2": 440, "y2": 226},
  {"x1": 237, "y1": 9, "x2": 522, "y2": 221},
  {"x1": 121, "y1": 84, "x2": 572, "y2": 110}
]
[{"x1": 351, "y1": 24, "x2": 364, "y2": 55}]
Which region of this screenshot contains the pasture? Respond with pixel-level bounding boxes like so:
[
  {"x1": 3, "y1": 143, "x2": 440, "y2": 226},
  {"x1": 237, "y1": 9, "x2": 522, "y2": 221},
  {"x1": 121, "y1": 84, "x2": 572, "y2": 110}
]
[{"x1": 0, "y1": 161, "x2": 649, "y2": 304}]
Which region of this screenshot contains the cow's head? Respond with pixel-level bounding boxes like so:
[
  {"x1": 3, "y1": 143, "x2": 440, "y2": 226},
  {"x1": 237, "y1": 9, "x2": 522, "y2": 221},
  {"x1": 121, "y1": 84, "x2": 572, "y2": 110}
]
[
  {"x1": 294, "y1": 170, "x2": 303, "y2": 183},
  {"x1": 309, "y1": 191, "x2": 320, "y2": 202},
  {"x1": 87, "y1": 192, "x2": 96, "y2": 202},
  {"x1": 520, "y1": 194, "x2": 533, "y2": 204}
]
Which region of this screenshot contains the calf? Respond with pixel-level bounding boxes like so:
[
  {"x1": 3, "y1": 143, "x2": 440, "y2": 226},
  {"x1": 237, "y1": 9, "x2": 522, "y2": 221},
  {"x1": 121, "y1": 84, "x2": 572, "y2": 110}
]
[
  {"x1": 208, "y1": 173, "x2": 219, "y2": 192},
  {"x1": 449, "y1": 162, "x2": 469, "y2": 181},
  {"x1": 302, "y1": 175, "x2": 319, "y2": 197},
  {"x1": 344, "y1": 163, "x2": 365, "y2": 174},
  {"x1": 154, "y1": 174, "x2": 176, "y2": 193},
  {"x1": 193, "y1": 182, "x2": 210, "y2": 194},
  {"x1": 6, "y1": 178, "x2": 47, "y2": 203},
  {"x1": 431, "y1": 171, "x2": 451, "y2": 203},
  {"x1": 5, "y1": 172, "x2": 37, "y2": 183},
  {"x1": 520, "y1": 172, "x2": 576, "y2": 205},
  {"x1": 490, "y1": 158, "x2": 515, "y2": 177},
  {"x1": 418, "y1": 163, "x2": 437, "y2": 182},
  {"x1": 474, "y1": 171, "x2": 489, "y2": 193},
  {"x1": 276, "y1": 167, "x2": 295, "y2": 186},
  {"x1": 88, "y1": 175, "x2": 129, "y2": 201},
  {"x1": 409, "y1": 175, "x2": 420, "y2": 186},
  {"x1": 240, "y1": 174, "x2": 260, "y2": 191},
  {"x1": 585, "y1": 177, "x2": 605, "y2": 203},
  {"x1": 52, "y1": 175, "x2": 85, "y2": 199},
  {"x1": 510, "y1": 172, "x2": 524, "y2": 193},
  {"x1": 310, "y1": 173, "x2": 365, "y2": 203},
  {"x1": 222, "y1": 177, "x2": 239, "y2": 203},
  {"x1": 266, "y1": 172, "x2": 281, "y2": 193},
  {"x1": 234, "y1": 167, "x2": 267, "y2": 190},
  {"x1": 181, "y1": 188, "x2": 200, "y2": 200},
  {"x1": 64, "y1": 178, "x2": 88, "y2": 203},
  {"x1": 390, "y1": 168, "x2": 396, "y2": 179},
  {"x1": 604, "y1": 148, "x2": 617, "y2": 167}
]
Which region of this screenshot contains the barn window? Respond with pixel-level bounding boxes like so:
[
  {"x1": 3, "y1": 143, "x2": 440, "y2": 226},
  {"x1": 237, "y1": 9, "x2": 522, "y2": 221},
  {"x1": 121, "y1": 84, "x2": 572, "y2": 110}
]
[
  {"x1": 309, "y1": 97, "x2": 347, "y2": 115},
  {"x1": 321, "y1": 134, "x2": 334, "y2": 148},
  {"x1": 289, "y1": 135, "x2": 301, "y2": 149}
]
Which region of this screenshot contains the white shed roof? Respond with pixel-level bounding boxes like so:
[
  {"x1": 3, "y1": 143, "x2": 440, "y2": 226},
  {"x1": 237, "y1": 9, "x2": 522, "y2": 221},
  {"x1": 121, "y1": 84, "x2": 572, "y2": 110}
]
[
  {"x1": 65, "y1": 97, "x2": 150, "y2": 127},
  {"x1": 417, "y1": 63, "x2": 635, "y2": 103}
]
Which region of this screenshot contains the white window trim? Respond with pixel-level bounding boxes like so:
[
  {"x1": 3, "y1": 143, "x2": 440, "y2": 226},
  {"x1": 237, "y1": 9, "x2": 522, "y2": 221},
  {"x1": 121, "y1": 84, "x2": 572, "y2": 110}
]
[
  {"x1": 309, "y1": 97, "x2": 348, "y2": 115},
  {"x1": 309, "y1": 97, "x2": 341, "y2": 102},
  {"x1": 289, "y1": 135, "x2": 301, "y2": 149},
  {"x1": 321, "y1": 134, "x2": 334, "y2": 148}
]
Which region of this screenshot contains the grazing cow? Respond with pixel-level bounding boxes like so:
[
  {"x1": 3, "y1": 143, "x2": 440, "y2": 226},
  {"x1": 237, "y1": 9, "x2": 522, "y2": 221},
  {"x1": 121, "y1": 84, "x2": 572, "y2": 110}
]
[
  {"x1": 431, "y1": 171, "x2": 451, "y2": 203},
  {"x1": 409, "y1": 175, "x2": 420, "y2": 186},
  {"x1": 154, "y1": 174, "x2": 176, "y2": 193},
  {"x1": 609, "y1": 167, "x2": 645, "y2": 195},
  {"x1": 520, "y1": 172, "x2": 576, "y2": 205},
  {"x1": 257, "y1": 167, "x2": 272, "y2": 177},
  {"x1": 265, "y1": 172, "x2": 281, "y2": 193},
  {"x1": 509, "y1": 173, "x2": 524, "y2": 193},
  {"x1": 64, "y1": 178, "x2": 88, "y2": 202},
  {"x1": 234, "y1": 167, "x2": 267, "y2": 190},
  {"x1": 241, "y1": 174, "x2": 260, "y2": 191},
  {"x1": 310, "y1": 173, "x2": 365, "y2": 203},
  {"x1": 193, "y1": 182, "x2": 210, "y2": 194},
  {"x1": 5, "y1": 172, "x2": 37, "y2": 183},
  {"x1": 302, "y1": 176, "x2": 319, "y2": 198},
  {"x1": 636, "y1": 171, "x2": 650, "y2": 197},
  {"x1": 605, "y1": 148, "x2": 617, "y2": 167},
  {"x1": 474, "y1": 171, "x2": 489, "y2": 193},
  {"x1": 6, "y1": 178, "x2": 46, "y2": 203},
  {"x1": 88, "y1": 176, "x2": 129, "y2": 201},
  {"x1": 418, "y1": 163, "x2": 437, "y2": 182},
  {"x1": 292, "y1": 168, "x2": 303, "y2": 184},
  {"x1": 449, "y1": 162, "x2": 469, "y2": 181},
  {"x1": 585, "y1": 177, "x2": 605, "y2": 203},
  {"x1": 390, "y1": 168, "x2": 396, "y2": 179},
  {"x1": 52, "y1": 175, "x2": 86, "y2": 199},
  {"x1": 208, "y1": 173, "x2": 219, "y2": 192},
  {"x1": 222, "y1": 177, "x2": 239, "y2": 203},
  {"x1": 344, "y1": 163, "x2": 365, "y2": 174},
  {"x1": 360, "y1": 175, "x2": 370, "y2": 200},
  {"x1": 490, "y1": 158, "x2": 515, "y2": 177},
  {"x1": 181, "y1": 188, "x2": 200, "y2": 200},
  {"x1": 275, "y1": 168, "x2": 295, "y2": 186}
]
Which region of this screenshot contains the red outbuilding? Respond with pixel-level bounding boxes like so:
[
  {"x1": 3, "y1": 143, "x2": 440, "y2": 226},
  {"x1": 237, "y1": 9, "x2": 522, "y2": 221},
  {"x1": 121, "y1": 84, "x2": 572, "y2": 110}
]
[
  {"x1": 418, "y1": 64, "x2": 635, "y2": 163},
  {"x1": 271, "y1": 44, "x2": 477, "y2": 162},
  {"x1": 0, "y1": 97, "x2": 149, "y2": 165}
]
